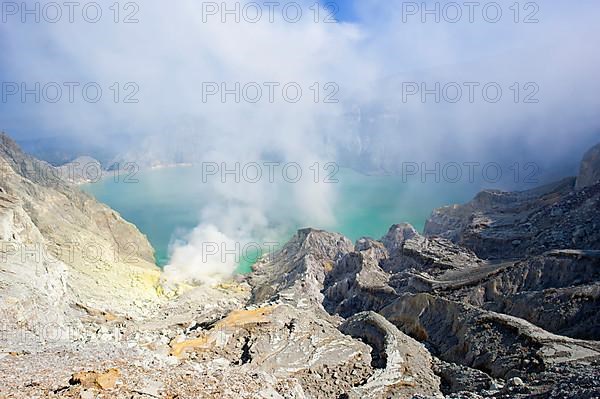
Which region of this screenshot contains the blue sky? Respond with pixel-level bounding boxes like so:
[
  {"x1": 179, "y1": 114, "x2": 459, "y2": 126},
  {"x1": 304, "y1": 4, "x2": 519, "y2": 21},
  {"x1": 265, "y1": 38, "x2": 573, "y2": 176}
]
[{"x1": 317, "y1": 0, "x2": 360, "y2": 23}]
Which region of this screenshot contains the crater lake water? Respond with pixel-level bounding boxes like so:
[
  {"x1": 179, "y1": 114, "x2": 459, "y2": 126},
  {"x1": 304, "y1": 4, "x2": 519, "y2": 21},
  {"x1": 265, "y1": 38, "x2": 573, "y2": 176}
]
[{"x1": 83, "y1": 166, "x2": 480, "y2": 273}]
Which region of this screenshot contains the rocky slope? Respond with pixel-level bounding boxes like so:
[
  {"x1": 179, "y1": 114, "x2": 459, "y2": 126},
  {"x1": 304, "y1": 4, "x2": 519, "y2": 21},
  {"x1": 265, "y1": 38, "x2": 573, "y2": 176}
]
[
  {"x1": 423, "y1": 163, "x2": 600, "y2": 260},
  {"x1": 1, "y1": 133, "x2": 599, "y2": 398},
  {"x1": 0, "y1": 133, "x2": 161, "y2": 321}
]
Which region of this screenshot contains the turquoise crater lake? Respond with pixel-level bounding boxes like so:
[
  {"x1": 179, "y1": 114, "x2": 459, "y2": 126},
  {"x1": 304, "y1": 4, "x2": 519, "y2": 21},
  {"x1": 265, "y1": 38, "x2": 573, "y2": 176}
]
[{"x1": 83, "y1": 166, "x2": 478, "y2": 273}]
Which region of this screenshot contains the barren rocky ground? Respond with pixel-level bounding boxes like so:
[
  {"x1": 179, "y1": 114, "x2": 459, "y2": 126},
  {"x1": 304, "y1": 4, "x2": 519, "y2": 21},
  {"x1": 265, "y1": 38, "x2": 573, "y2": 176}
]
[{"x1": 1, "y1": 132, "x2": 599, "y2": 398}]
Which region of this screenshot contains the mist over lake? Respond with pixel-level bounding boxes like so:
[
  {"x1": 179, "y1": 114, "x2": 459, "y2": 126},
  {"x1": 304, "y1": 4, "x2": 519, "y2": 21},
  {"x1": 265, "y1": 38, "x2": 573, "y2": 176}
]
[{"x1": 83, "y1": 165, "x2": 483, "y2": 272}]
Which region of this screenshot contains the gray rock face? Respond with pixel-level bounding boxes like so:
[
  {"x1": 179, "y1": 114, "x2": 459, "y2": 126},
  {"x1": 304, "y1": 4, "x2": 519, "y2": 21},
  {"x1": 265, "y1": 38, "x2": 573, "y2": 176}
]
[
  {"x1": 381, "y1": 223, "x2": 420, "y2": 253},
  {"x1": 169, "y1": 304, "x2": 374, "y2": 399},
  {"x1": 249, "y1": 228, "x2": 354, "y2": 308},
  {"x1": 0, "y1": 133, "x2": 156, "y2": 266},
  {"x1": 440, "y1": 250, "x2": 600, "y2": 340},
  {"x1": 339, "y1": 311, "x2": 442, "y2": 399},
  {"x1": 323, "y1": 227, "x2": 487, "y2": 318},
  {"x1": 382, "y1": 223, "x2": 484, "y2": 273},
  {"x1": 424, "y1": 142, "x2": 600, "y2": 260},
  {"x1": 424, "y1": 177, "x2": 600, "y2": 259},
  {"x1": 323, "y1": 240, "x2": 396, "y2": 317},
  {"x1": 576, "y1": 142, "x2": 600, "y2": 189},
  {"x1": 380, "y1": 293, "x2": 600, "y2": 379},
  {"x1": 0, "y1": 132, "x2": 161, "y2": 324},
  {"x1": 0, "y1": 133, "x2": 60, "y2": 186}
]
